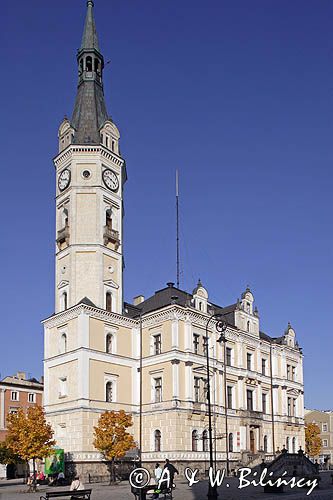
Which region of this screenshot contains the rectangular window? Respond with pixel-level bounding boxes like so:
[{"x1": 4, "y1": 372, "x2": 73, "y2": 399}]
[
  {"x1": 247, "y1": 353, "x2": 252, "y2": 371},
  {"x1": 11, "y1": 391, "x2": 18, "y2": 402},
  {"x1": 193, "y1": 334, "x2": 200, "y2": 354},
  {"x1": 292, "y1": 398, "x2": 296, "y2": 417},
  {"x1": 246, "y1": 389, "x2": 253, "y2": 411},
  {"x1": 59, "y1": 377, "x2": 67, "y2": 398},
  {"x1": 154, "y1": 377, "x2": 162, "y2": 403},
  {"x1": 322, "y1": 423, "x2": 328, "y2": 432},
  {"x1": 226, "y1": 347, "x2": 232, "y2": 366},
  {"x1": 28, "y1": 393, "x2": 36, "y2": 404},
  {"x1": 287, "y1": 397, "x2": 296, "y2": 417},
  {"x1": 292, "y1": 366, "x2": 296, "y2": 381},
  {"x1": 227, "y1": 386, "x2": 233, "y2": 409},
  {"x1": 323, "y1": 439, "x2": 328, "y2": 448},
  {"x1": 194, "y1": 377, "x2": 200, "y2": 403},
  {"x1": 261, "y1": 358, "x2": 266, "y2": 376},
  {"x1": 203, "y1": 336, "x2": 208, "y2": 356},
  {"x1": 262, "y1": 393, "x2": 267, "y2": 414},
  {"x1": 154, "y1": 334, "x2": 161, "y2": 355},
  {"x1": 9, "y1": 408, "x2": 18, "y2": 415},
  {"x1": 287, "y1": 364, "x2": 291, "y2": 380}
]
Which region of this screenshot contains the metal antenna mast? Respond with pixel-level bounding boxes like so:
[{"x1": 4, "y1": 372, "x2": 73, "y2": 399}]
[{"x1": 176, "y1": 169, "x2": 180, "y2": 288}]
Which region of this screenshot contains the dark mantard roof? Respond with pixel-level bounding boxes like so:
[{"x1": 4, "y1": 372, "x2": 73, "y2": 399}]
[{"x1": 125, "y1": 282, "x2": 294, "y2": 347}]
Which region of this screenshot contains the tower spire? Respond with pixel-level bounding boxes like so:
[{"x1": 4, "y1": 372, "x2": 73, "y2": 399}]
[
  {"x1": 71, "y1": 0, "x2": 109, "y2": 145},
  {"x1": 81, "y1": 1, "x2": 100, "y2": 52}
]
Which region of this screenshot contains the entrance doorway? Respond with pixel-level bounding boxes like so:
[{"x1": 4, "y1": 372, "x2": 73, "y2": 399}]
[{"x1": 250, "y1": 430, "x2": 255, "y2": 454}]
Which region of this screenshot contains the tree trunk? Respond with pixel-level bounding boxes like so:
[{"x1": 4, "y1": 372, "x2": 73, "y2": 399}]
[
  {"x1": 32, "y1": 458, "x2": 37, "y2": 492},
  {"x1": 110, "y1": 457, "x2": 116, "y2": 484}
]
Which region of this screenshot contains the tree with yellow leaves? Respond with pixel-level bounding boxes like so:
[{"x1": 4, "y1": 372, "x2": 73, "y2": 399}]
[
  {"x1": 305, "y1": 422, "x2": 322, "y2": 458},
  {"x1": 93, "y1": 410, "x2": 136, "y2": 484},
  {"x1": 6, "y1": 406, "x2": 55, "y2": 491}
]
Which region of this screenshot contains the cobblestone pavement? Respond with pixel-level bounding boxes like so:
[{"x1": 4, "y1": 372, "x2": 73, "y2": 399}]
[{"x1": 0, "y1": 473, "x2": 332, "y2": 500}]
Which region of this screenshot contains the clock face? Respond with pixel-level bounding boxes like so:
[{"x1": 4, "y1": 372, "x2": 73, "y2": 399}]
[
  {"x1": 103, "y1": 169, "x2": 119, "y2": 191},
  {"x1": 58, "y1": 169, "x2": 71, "y2": 191}
]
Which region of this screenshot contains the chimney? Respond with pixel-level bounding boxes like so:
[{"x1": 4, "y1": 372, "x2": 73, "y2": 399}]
[
  {"x1": 133, "y1": 295, "x2": 145, "y2": 306},
  {"x1": 17, "y1": 371, "x2": 26, "y2": 380}
]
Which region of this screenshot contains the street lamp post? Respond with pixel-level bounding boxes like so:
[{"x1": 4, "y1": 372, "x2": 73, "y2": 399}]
[
  {"x1": 205, "y1": 314, "x2": 227, "y2": 500},
  {"x1": 217, "y1": 329, "x2": 230, "y2": 476}
]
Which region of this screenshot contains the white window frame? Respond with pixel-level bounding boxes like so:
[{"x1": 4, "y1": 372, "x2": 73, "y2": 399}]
[
  {"x1": 11, "y1": 391, "x2": 19, "y2": 402},
  {"x1": 322, "y1": 423, "x2": 328, "y2": 432},
  {"x1": 104, "y1": 375, "x2": 118, "y2": 403},
  {"x1": 323, "y1": 439, "x2": 328, "y2": 448},
  {"x1": 58, "y1": 330, "x2": 68, "y2": 354},
  {"x1": 105, "y1": 328, "x2": 117, "y2": 354},
  {"x1": 28, "y1": 393, "x2": 36, "y2": 404},
  {"x1": 59, "y1": 377, "x2": 68, "y2": 398}
]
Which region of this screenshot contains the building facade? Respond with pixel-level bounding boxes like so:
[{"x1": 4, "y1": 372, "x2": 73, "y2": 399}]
[
  {"x1": 43, "y1": 1, "x2": 305, "y2": 477},
  {"x1": 0, "y1": 372, "x2": 43, "y2": 479},
  {"x1": 305, "y1": 409, "x2": 333, "y2": 466}
]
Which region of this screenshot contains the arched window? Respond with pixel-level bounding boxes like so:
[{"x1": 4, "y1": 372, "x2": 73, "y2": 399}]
[
  {"x1": 247, "y1": 321, "x2": 250, "y2": 332},
  {"x1": 106, "y1": 208, "x2": 112, "y2": 227},
  {"x1": 106, "y1": 292, "x2": 112, "y2": 312},
  {"x1": 286, "y1": 437, "x2": 290, "y2": 452},
  {"x1": 202, "y1": 430, "x2": 208, "y2": 452},
  {"x1": 94, "y1": 58, "x2": 99, "y2": 72},
  {"x1": 106, "y1": 381, "x2": 113, "y2": 402},
  {"x1": 264, "y1": 435, "x2": 268, "y2": 453},
  {"x1": 154, "y1": 430, "x2": 161, "y2": 452},
  {"x1": 192, "y1": 430, "x2": 198, "y2": 451},
  {"x1": 292, "y1": 437, "x2": 296, "y2": 453},
  {"x1": 86, "y1": 56, "x2": 92, "y2": 72},
  {"x1": 61, "y1": 208, "x2": 68, "y2": 228},
  {"x1": 228, "y1": 433, "x2": 234, "y2": 452},
  {"x1": 61, "y1": 291, "x2": 68, "y2": 311},
  {"x1": 106, "y1": 333, "x2": 113, "y2": 354},
  {"x1": 79, "y1": 59, "x2": 83, "y2": 74},
  {"x1": 60, "y1": 333, "x2": 67, "y2": 354}
]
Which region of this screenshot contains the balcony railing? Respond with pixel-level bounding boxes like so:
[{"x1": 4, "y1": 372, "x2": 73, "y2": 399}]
[
  {"x1": 103, "y1": 226, "x2": 120, "y2": 249},
  {"x1": 239, "y1": 409, "x2": 263, "y2": 420}
]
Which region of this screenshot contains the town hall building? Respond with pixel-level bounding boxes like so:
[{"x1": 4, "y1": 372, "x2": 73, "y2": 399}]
[{"x1": 43, "y1": 0, "x2": 305, "y2": 478}]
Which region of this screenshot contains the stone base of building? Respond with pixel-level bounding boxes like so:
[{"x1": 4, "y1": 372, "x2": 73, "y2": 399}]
[{"x1": 64, "y1": 459, "x2": 239, "y2": 483}]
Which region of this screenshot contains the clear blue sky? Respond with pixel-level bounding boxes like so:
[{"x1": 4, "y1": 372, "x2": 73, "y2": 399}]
[{"x1": 1, "y1": 0, "x2": 332, "y2": 410}]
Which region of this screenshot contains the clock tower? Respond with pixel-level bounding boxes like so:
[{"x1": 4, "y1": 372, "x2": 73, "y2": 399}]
[{"x1": 55, "y1": 0, "x2": 126, "y2": 315}]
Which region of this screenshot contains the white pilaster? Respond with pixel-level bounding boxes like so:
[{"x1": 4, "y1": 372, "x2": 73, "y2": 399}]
[
  {"x1": 171, "y1": 318, "x2": 179, "y2": 349},
  {"x1": 185, "y1": 362, "x2": 193, "y2": 400},
  {"x1": 172, "y1": 360, "x2": 180, "y2": 399},
  {"x1": 78, "y1": 312, "x2": 89, "y2": 348},
  {"x1": 184, "y1": 318, "x2": 192, "y2": 351}
]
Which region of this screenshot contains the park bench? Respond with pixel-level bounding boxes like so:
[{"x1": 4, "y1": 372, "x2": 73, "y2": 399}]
[
  {"x1": 131, "y1": 484, "x2": 173, "y2": 500},
  {"x1": 40, "y1": 489, "x2": 92, "y2": 500}
]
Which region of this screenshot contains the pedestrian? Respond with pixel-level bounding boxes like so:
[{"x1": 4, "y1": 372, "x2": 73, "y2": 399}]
[
  {"x1": 164, "y1": 458, "x2": 178, "y2": 489},
  {"x1": 70, "y1": 475, "x2": 85, "y2": 493},
  {"x1": 152, "y1": 463, "x2": 163, "y2": 499}
]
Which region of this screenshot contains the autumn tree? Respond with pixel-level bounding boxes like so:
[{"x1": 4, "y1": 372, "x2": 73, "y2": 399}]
[
  {"x1": 6, "y1": 406, "x2": 55, "y2": 491},
  {"x1": 305, "y1": 423, "x2": 322, "y2": 458},
  {"x1": 0, "y1": 440, "x2": 20, "y2": 465},
  {"x1": 93, "y1": 410, "x2": 136, "y2": 484}
]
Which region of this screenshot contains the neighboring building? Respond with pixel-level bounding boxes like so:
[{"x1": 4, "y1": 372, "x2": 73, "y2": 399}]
[
  {"x1": 43, "y1": 1, "x2": 305, "y2": 478},
  {"x1": 305, "y1": 409, "x2": 333, "y2": 466},
  {"x1": 0, "y1": 372, "x2": 44, "y2": 442},
  {"x1": 0, "y1": 372, "x2": 43, "y2": 479}
]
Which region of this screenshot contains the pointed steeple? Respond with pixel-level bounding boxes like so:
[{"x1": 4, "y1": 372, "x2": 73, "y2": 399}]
[
  {"x1": 71, "y1": 1, "x2": 109, "y2": 145},
  {"x1": 81, "y1": 0, "x2": 100, "y2": 52}
]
